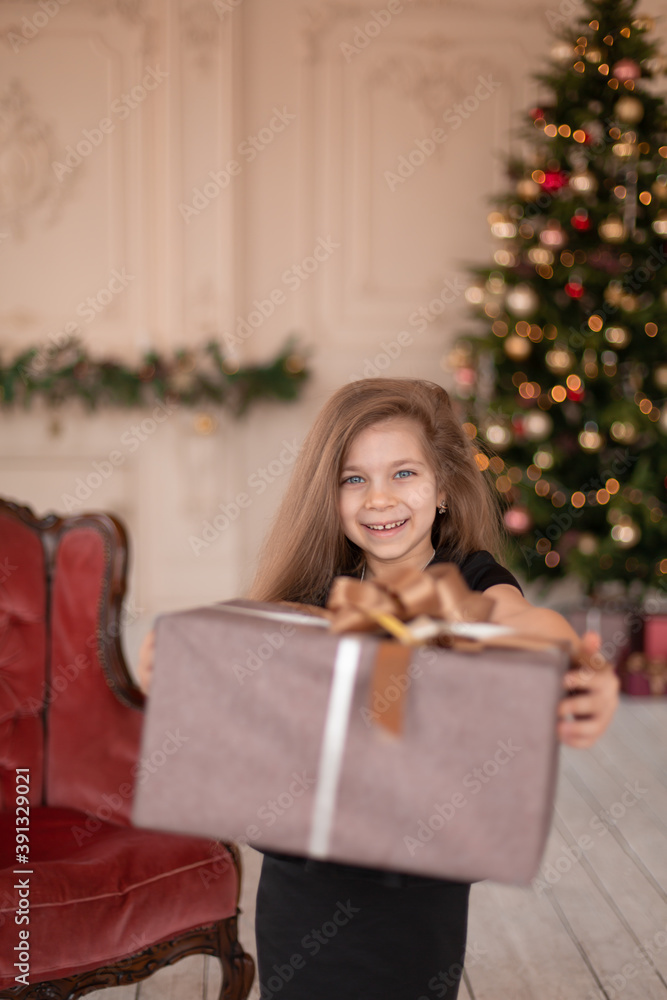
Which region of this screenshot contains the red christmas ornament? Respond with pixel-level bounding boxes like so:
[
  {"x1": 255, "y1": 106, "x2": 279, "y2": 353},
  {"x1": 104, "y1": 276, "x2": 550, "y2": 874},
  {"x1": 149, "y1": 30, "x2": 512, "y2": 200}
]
[
  {"x1": 542, "y1": 170, "x2": 569, "y2": 193},
  {"x1": 612, "y1": 58, "x2": 641, "y2": 81},
  {"x1": 571, "y1": 210, "x2": 591, "y2": 231},
  {"x1": 504, "y1": 506, "x2": 532, "y2": 534},
  {"x1": 511, "y1": 414, "x2": 526, "y2": 437},
  {"x1": 565, "y1": 281, "x2": 585, "y2": 298},
  {"x1": 456, "y1": 367, "x2": 476, "y2": 388},
  {"x1": 567, "y1": 386, "x2": 585, "y2": 402}
]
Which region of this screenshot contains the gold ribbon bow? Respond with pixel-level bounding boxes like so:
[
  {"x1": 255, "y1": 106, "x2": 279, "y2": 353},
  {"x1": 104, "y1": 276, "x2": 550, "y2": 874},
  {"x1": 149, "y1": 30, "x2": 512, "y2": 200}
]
[{"x1": 326, "y1": 563, "x2": 494, "y2": 639}]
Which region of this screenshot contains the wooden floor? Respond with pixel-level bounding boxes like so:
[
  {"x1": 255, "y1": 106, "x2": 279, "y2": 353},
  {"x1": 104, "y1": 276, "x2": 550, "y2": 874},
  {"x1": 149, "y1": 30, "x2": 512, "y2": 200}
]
[{"x1": 89, "y1": 697, "x2": 667, "y2": 1000}]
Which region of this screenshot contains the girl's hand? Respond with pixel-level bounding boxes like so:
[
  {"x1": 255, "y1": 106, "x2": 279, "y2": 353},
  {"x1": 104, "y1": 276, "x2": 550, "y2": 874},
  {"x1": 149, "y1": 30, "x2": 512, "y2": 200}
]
[
  {"x1": 137, "y1": 629, "x2": 155, "y2": 695},
  {"x1": 557, "y1": 631, "x2": 620, "y2": 748}
]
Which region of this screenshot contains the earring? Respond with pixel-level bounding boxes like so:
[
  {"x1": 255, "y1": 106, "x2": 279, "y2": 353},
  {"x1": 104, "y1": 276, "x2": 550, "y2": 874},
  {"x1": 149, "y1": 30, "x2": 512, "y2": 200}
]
[{"x1": 438, "y1": 501, "x2": 448, "y2": 514}]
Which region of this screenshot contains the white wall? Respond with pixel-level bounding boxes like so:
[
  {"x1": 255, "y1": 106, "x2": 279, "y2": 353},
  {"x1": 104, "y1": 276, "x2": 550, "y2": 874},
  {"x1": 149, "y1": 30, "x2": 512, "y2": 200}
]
[{"x1": 0, "y1": 0, "x2": 635, "y2": 660}]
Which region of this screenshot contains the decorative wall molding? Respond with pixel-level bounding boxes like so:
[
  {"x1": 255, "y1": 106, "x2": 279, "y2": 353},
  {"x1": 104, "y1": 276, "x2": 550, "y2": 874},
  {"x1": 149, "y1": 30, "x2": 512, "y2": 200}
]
[
  {"x1": 0, "y1": 80, "x2": 68, "y2": 237},
  {"x1": 367, "y1": 48, "x2": 459, "y2": 131},
  {"x1": 90, "y1": 0, "x2": 157, "y2": 52}
]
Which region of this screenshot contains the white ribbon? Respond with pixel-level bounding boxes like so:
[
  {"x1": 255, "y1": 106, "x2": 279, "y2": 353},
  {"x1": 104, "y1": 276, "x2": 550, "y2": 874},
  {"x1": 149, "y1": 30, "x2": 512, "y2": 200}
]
[
  {"x1": 216, "y1": 603, "x2": 329, "y2": 628},
  {"x1": 308, "y1": 637, "x2": 362, "y2": 858}
]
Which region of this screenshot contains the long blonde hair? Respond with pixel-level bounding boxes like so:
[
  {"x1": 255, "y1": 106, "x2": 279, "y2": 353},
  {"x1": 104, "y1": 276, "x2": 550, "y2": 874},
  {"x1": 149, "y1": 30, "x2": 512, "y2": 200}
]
[{"x1": 248, "y1": 378, "x2": 502, "y2": 604}]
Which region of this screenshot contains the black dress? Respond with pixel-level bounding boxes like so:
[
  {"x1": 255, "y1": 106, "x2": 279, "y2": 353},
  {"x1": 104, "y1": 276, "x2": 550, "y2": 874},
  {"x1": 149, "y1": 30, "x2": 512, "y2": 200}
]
[{"x1": 254, "y1": 549, "x2": 522, "y2": 1000}]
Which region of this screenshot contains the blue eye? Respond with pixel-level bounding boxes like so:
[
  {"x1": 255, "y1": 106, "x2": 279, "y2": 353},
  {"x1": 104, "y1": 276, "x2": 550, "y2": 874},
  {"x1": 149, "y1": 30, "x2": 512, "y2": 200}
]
[
  {"x1": 342, "y1": 475, "x2": 364, "y2": 484},
  {"x1": 395, "y1": 470, "x2": 414, "y2": 479}
]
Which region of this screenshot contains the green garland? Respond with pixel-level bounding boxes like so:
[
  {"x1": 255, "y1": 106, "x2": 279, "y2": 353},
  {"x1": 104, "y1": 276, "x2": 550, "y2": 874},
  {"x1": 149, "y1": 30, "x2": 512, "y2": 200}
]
[{"x1": 0, "y1": 336, "x2": 310, "y2": 416}]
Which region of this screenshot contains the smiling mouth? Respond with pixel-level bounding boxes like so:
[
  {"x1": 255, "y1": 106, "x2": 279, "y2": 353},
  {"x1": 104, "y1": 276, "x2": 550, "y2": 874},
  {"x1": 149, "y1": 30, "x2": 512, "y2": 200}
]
[{"x1": 364, "y1": 519, "x2": 407, "y2": 531}]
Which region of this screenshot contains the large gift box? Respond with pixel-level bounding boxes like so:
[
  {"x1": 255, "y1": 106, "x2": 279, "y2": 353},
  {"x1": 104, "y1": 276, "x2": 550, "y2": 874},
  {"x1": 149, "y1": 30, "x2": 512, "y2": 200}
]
[{"x1": 132, "y1": 577, "x2": 569, "y2": 886}]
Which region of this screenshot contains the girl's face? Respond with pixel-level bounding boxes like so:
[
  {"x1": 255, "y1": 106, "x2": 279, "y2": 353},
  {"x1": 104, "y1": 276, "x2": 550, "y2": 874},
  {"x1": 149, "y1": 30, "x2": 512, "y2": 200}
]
[{"x1": 339, "y1": 417, "x2": 444, "y2": 579}]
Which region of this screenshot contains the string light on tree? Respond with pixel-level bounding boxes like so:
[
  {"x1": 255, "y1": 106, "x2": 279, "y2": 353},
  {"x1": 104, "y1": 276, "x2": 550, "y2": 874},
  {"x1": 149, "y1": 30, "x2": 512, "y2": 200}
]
[
  {"x1": 523, "y1": 411, "x2": 553, "y2": 440},
  {"x1": 599, "y1": 215, "x2": 628, "y2": 241},
  {"x1": 505, "y1": 284, "x2": 540, "y2": 316},
  {"x1": 651, "y1": 211, "x2": 667, "y2": 234},
  {"x1": 611, "y1": 516, "x2": 641, "y2": 547},
  {"x1": 653, "y1": 365, "x2": 667, "y2": 390},
  {"x1": 570, "y1": 169, "x2": 597, "y2": 192},
  {"x1": 540, "y1": 221, "x2": 568, "y2": 248},
  {"x1": 551, "y1": 41, "x2": 574, "y2": 62}
]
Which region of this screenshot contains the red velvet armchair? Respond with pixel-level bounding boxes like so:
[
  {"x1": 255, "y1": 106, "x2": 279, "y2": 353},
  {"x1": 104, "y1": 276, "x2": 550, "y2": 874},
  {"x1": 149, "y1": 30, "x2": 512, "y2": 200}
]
[{"x1": 0, "y1": 499, "x2": 254, "y2": 999}]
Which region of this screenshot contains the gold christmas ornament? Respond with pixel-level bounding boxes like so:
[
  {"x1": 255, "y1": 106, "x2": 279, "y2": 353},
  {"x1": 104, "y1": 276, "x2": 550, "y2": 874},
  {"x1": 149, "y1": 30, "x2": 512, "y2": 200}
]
[
  {"x1": 569, "y1": 170, "x2": 597, "y2": 193},
  {"x1": 614, "y1": 95, "x2": 644, "y2": 123},
  {"x1": 598, "y1": 215, "x2": 627, "y2": 242},
  {"x1": 516, "y1": 178, "x2": 541, "y2": 200},
  {"x1": 504, "y1": 335, "x2": 532, "y2": 360},
  {"x1": 505, "y1": 283, "x2": 540, "y2": 317},
  {"x1": 523, "y1": 411, "x2": 553, "y2": 440}
]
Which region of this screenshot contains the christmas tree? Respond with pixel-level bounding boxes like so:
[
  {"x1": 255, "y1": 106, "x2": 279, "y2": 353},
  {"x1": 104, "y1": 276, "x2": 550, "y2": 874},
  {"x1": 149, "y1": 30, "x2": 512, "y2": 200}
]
[{"x1": 452, "y1": 0, "x2": 667, "y2": 596}]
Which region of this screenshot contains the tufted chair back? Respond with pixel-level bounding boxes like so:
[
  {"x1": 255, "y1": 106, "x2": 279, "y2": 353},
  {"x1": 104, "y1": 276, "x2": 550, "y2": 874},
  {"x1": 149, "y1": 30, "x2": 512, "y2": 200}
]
[{"x1": 0, "y1": 500, "x2": 143, "y2": 820}]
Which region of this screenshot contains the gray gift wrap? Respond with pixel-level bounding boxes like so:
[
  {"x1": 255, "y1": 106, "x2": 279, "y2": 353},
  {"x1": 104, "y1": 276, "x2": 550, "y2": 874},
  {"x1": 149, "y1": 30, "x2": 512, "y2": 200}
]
[{"x1": 132, "y1": 601, "x2": 569, "y2": 886}]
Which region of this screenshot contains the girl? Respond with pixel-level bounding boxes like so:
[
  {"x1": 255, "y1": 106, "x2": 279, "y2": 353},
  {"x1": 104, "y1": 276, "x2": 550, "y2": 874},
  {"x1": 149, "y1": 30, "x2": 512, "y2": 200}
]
[{"x1": 138, "y1": 377, "x2": 619, "y2": 1000}]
